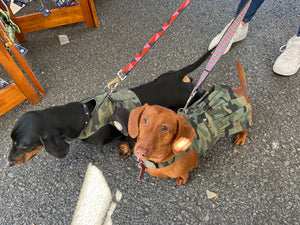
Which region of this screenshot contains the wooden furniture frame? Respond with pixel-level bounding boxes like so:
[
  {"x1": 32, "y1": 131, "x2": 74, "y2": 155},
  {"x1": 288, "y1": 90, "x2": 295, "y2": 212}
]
[
  {"x1": 9, "y1": 0, "x2": 99, "y2": 42},
  {"x1": 0, "y1": 0, "x2": 99, "y2": 116},
  {"x1": 0, "y1": 21, "x2": 45, "y2": 116}
]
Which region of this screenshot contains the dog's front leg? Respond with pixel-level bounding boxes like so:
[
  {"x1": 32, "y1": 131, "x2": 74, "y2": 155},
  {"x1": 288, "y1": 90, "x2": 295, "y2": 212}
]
[
  {"x1": 176, "y1": 173, "x2": 189, "y2": 185},
  {"x1": 234, "y1": 129, "x2": 249, "y2": 146},
  {"x1": 119, "y1": 140, "x2": 132, "y2": 158}
]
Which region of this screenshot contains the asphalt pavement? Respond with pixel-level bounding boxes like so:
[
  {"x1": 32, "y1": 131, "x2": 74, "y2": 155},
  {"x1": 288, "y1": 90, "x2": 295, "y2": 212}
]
[{"x1": 0, "y1": 0, "x2": 299, "y2": 224}]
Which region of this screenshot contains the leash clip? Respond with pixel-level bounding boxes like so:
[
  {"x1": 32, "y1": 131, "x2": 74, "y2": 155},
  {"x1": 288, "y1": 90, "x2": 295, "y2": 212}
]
[
  {"x1": 107, "y1": 70, "x2": 127, "y2": 91},
  {"x1": 117, "y1": 70, "x2": 127, "y2": 81},
  {"x1": 4, "y1": 36, "x2": 12, "y2": 47},
  {"x1": 181, "y1": 90, "x2": 197, "y2": 113}
]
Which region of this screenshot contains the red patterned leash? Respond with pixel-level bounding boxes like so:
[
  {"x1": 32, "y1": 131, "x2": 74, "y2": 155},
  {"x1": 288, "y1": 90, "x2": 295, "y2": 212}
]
[
  {"x1": 181, "y1": 0, "x2": 252, "y2": 111},
  {"x1": 107, "y1": 0, "x2": 192, "y2": 90}
]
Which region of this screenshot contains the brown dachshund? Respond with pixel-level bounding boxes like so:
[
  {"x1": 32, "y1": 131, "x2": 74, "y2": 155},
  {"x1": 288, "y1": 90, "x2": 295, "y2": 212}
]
[{"x1": 128, "y1": 61, "x2": 253, "y2": 185}]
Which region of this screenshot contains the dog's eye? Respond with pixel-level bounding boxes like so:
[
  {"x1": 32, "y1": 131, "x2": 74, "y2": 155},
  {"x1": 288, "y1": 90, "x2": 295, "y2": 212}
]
[
  {"x1": 161, "y1": 126, "x2": 168, "y2": 133},
  {"x1": 142, "y1": 119, "x2": 148, "y2": 125}
]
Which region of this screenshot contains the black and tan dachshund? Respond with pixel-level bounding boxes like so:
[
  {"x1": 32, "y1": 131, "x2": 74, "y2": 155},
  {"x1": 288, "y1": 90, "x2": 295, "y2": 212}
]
[{"x1": 8, "y1": 51, "x2": 211, "y2": 166}]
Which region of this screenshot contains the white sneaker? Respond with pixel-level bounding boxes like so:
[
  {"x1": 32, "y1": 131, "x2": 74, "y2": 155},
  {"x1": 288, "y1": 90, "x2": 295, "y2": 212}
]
[
  {"x1": 208, "y1": 20, "x2": 248, "y2": 54},
  {"x1": 273, "y1": 35, "x2": 300, "y2": 76}
]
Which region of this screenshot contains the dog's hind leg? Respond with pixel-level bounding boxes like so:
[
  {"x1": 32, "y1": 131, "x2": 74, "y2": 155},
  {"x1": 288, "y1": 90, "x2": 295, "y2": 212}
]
[{"x1": 232, "y1": 61, "x2": 252, "y2": 146}]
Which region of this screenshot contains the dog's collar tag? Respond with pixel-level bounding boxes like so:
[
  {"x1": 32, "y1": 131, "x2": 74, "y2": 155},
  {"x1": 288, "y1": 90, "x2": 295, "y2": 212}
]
[{"x1": 138, "y1": 159, "x2": 146, "y2": 179}]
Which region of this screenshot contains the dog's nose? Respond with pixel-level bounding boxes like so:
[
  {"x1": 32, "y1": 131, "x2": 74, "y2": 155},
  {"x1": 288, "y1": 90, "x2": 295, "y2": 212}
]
[{"x1": 135, "y1": 147, "x2": 148, "y2": 158}]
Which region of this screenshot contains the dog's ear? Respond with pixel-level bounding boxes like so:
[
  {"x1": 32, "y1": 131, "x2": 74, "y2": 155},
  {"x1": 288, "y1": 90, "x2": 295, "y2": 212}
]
[
  {"x1": 128, "y1": 104, "x2": 148, "y2": 138},
  {"x1": 172, "y1": 114, "x2": 195, "y2": 155},
  {"x1": 40, "y1": 129, "x2": 69, "y2": 159}
]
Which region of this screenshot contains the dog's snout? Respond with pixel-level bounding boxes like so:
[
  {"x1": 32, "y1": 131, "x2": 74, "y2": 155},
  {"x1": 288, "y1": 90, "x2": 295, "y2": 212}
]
[{"x1": 135, "y1": 147, "x2": 148, "y2": 158}]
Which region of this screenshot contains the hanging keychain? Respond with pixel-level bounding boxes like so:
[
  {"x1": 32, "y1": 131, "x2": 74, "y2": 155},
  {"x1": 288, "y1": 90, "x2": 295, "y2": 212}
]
[
  {"x1": 0, "y1": 78, "x2": 9, "y2": 90},
  {"x1": 14, "y1": 43, "x2": 28, "y2": 56},
  {"x1": 38, "y1": 0, "x2": 51, "y2": 18},
  {"x1": 3, "y1": 0, "x2": 11, "y2": 7},
  {"x1": 55, "y1": 0, "x2": 77, "y2": 8}
]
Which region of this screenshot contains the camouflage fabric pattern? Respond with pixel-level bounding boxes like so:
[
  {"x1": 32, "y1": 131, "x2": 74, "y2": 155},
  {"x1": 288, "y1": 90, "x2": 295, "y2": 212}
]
[
  {"x1": 180, "y1": 84, "x2": 252, "y2": 156},
  {"x1": 78, "y1": 89, "x2": 141, "y2": 139},
  {"x1": 142, "y1": 84, "x2": 252, "y2": 169}
]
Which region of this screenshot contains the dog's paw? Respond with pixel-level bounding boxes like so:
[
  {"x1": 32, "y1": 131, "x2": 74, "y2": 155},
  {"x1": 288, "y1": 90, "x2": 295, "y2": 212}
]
[
  {"x1": 175, "y1": 174, "x2": 189, "y2": 186},
  {"x1": 119, "y1": 142, "x2": 132, "y2": 159},
  {"x1": 234, "y1": 129, "x2": 249, "y2": 146}
]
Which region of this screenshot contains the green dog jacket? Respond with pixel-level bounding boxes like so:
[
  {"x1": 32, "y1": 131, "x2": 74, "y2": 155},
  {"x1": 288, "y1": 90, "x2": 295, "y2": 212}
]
[{"x1": 78, "y1": 89, "x2": 141, "y2": 139}]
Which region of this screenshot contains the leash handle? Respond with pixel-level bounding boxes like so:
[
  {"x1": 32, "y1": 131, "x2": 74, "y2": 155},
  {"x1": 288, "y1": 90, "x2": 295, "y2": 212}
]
[
  {"x1": 118, "y1": 0, "x2": 192, "y2": 80},
  {"x1": 182, "y1": 0, "x2": 252, "y2": 111}
]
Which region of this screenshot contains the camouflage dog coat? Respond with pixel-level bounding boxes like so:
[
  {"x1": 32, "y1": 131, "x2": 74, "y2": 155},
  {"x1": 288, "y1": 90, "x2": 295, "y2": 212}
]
[
  {"x1": 142, "y1": 84, "x2": 252, "y2": 169},
  {"x1": 78, "y1": 89, "x2": 141, "y2": 139}
]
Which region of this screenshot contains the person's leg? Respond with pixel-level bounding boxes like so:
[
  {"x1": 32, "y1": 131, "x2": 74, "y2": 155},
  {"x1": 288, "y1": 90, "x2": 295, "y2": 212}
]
[
  {"x1": 235, "y1": 0, "x2": 265, "y2": 23},
  {"x1": 273, "y1": 26, "x2": 300, "y2": 76},
  {"x1": 208, "y1": 0, "x2": 265, "y2": 52}
]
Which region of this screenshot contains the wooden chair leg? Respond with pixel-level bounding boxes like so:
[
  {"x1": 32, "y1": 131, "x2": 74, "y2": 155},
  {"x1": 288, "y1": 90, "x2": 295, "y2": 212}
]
[
  {"x1": 0, "y1": 22, "x2": 45, "y2": 95},
  {"x1": 88, "y1": 0, "x2": 99, "y2": 27},
  {"x1": 78, "y1": 0, "x2": 99, "y2": 28},
  {"x1": 0, "y1": 41, "x2": 40, "y2": 104}
]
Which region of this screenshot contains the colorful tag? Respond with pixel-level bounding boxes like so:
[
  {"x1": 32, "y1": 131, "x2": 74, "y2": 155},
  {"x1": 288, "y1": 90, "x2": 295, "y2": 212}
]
[
  {"x1": 14, "y1": 43, "x2": 28, "y2": 57},
  {"x1": 38, "y1": 5, "x2": 51, "y2": 18},
  {"x1": 0, "y1": 78, "x2": 9, "y2": 90},
  {"x1": 55, "y1": 0, "x2": 64, "y2": 7},
  {"x1": 55, "y1": 0, "x2": 77, "y2": 7},
  {"x1": 66, "y1": 0, "x2": 77, "y2": 6},
  {"x1": 4, "y1": 0, "x2": 11, "y2": 7}
]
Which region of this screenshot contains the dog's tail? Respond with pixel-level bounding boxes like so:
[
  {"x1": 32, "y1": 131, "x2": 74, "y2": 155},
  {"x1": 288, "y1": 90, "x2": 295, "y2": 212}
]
[
  {"x1": 232, "y1": 61, "x2": 247, "y2": 96},
  {"x1": 176, "y1": 50, "x2": 213, "y2": 81}
]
